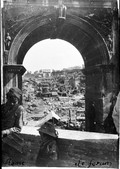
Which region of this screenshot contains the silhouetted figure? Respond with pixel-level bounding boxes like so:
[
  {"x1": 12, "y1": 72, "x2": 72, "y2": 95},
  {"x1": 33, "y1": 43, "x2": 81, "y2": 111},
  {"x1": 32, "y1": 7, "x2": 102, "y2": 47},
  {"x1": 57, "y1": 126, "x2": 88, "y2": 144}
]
[
  {"x1": 2, "y1": 87, "x2": 26, "y2": 166},
  {"x1": 112, "y1": 92, "x2": 120, "y2": 134},
  {"x1": 112, "y1": 92, "x2": 120, "y2": 166},
  {"x1": 36, "y1": 122, "x2": 59, "y2": 167},
  {"x1": 5, "y1": 33, "x2": 11, "y2": 50}
]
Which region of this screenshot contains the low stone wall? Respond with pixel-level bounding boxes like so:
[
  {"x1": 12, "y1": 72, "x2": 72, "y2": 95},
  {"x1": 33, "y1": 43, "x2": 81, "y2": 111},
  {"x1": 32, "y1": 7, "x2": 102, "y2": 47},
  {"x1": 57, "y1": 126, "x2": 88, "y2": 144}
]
[{"x1": 10, "y1": 126, "x2": 118, "y2": 167}]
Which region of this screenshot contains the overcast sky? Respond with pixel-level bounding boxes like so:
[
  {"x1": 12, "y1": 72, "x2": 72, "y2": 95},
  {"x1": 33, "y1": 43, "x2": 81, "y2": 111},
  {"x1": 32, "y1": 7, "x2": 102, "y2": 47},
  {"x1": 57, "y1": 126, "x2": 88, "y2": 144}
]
[{"x1": 23, "y1": 39, "x2": 84, "y2": 73}]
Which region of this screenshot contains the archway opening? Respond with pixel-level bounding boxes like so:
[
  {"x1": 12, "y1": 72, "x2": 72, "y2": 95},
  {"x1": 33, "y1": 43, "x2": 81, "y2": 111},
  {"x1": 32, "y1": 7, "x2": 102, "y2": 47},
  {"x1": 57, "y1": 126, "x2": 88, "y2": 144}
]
[
  {"x1": 4, "y1": 13, "x2": 111, "y2": 133},
  {"x1": 22, "y1": 38, "x2": 86, "y2": 130},
  {"x1": 23, "y1": 39, "x2": 84, "y2": 72}
]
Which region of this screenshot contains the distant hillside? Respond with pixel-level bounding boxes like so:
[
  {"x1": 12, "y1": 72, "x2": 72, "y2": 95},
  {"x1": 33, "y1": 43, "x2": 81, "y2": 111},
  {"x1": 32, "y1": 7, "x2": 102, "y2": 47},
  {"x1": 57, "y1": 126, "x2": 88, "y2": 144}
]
[
  {"x1": 63, "y1": 66, "x2": 82, "y2": 71},
  {"x1": 23, "y1": 66, "x2": 85, "y2": 81}
]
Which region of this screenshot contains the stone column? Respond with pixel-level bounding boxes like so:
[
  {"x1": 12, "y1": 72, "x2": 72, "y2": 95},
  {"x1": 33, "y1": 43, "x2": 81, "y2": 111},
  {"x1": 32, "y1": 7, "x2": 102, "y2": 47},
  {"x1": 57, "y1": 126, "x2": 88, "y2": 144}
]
[
  {"x1": 1, "y1": 7, "x2": 5, "y2": 104},
  {"x1": 3, "y1": 65, "x2": 26, "y2": 103},
  {"x1": 84, "y1": 66, "x2": 102, "y2": 132},
  {"x1": 112, "y1": 6, "x2": 119, "y2": 91},
  {"x1": 84, "y1": 64, "x2": 115, "y2": 133}
]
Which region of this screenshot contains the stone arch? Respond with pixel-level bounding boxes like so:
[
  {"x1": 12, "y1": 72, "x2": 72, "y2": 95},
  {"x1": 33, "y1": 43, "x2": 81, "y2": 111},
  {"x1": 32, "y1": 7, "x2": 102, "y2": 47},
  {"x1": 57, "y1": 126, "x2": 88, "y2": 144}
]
[
  {"x1": 5, "y1": 12, "x2": 112, "y2": 132},
  {"x1": 8, "y1": 13, "x2": 109, "y2": 65}
]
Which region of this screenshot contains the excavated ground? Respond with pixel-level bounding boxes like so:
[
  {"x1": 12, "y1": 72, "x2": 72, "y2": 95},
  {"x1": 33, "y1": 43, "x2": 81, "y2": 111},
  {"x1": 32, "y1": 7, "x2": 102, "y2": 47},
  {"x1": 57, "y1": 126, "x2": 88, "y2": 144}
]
[{"x1": 22, "y1": 93, "x2": 85, "y2": 130}]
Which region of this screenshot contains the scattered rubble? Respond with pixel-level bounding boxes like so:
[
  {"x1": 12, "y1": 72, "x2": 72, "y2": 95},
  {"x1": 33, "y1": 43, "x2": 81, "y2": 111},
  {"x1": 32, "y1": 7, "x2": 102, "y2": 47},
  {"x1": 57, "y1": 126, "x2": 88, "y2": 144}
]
[{"x1": 22, "y1": 68, "x2": 85, "y2": 131}]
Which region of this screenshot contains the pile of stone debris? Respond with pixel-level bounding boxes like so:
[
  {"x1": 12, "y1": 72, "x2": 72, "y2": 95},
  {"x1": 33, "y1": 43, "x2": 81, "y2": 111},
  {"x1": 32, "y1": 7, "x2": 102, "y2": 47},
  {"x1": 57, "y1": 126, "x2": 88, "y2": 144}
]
[{"x1": 22, "y1": 77, "x2": 85, "y2": 130}]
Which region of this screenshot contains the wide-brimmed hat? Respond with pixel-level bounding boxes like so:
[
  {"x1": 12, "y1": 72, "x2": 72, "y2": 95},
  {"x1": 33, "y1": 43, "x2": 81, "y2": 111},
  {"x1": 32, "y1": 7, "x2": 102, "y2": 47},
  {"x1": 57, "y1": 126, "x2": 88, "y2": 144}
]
[
  {"x1": 7, "y1": 87, "x2": 22, "y2": 100},
  {"x1": 37, "y1": 122, "x2": 58, "y2": 138}
]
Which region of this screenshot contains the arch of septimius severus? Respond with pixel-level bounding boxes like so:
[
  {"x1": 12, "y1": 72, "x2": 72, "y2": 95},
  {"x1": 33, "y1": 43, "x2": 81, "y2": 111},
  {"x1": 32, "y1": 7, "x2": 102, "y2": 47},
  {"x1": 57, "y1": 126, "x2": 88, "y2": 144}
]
[{"x1": 1, "y1": 0, "x2": 119, "y2": 132}]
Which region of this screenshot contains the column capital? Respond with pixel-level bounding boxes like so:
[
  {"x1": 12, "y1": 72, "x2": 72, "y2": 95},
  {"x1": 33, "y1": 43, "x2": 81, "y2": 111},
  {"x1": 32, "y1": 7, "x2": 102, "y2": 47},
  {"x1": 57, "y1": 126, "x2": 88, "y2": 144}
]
[
  {"x1": 3, "y1": 64, "x2": 26, "y2": 75},
  {"x1": 83, "y1": 64, "x2": 115, "y2": 75}
]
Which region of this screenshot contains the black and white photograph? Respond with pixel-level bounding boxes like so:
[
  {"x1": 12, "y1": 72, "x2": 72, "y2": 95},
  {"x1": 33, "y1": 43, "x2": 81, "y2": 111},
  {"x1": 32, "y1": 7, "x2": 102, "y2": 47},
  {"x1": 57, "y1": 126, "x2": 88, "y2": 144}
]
[{"x1": 1, "y1": 0, "x2": 119, "y2": 168}]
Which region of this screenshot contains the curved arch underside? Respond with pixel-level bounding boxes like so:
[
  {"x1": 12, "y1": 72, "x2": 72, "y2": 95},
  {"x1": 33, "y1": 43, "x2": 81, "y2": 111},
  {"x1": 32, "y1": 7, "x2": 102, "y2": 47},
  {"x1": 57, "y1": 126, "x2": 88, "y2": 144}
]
[{"x1": 9, "y1": 13, "x2": 109, "y2": 67}]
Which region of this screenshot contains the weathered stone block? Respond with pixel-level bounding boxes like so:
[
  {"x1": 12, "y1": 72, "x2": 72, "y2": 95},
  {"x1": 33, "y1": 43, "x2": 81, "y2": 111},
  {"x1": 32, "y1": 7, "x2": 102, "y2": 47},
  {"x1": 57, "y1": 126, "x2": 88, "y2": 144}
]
[{"x1": 17, "y1": 126, "x2": 119, "y2": 167}]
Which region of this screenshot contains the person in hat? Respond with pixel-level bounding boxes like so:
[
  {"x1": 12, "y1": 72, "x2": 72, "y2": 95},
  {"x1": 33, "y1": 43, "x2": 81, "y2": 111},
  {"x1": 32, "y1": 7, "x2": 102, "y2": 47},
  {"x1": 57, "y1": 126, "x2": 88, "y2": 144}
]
[
  {"x1": 112, "y1": 91, "x2": 120, "y2": 166},
  {"x1": 2, "y1": 87, "x2": 26, "y2": 137},
  {"x1": 1, "y1": 87, "x2": 27, "y2": 165},
  {"x1": 36, "y1": 122, "x2": 59, "y2": 167},
  {"x1": 112, "y1": 91, "x2": 120, "y2": 135}
]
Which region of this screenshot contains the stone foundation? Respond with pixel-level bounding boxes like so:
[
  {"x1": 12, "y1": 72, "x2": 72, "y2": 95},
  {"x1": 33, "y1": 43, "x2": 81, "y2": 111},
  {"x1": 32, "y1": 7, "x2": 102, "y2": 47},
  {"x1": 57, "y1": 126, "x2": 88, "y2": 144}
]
[{"x1": 16, "y1": 126, "x2": 118, "y2": 167}]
